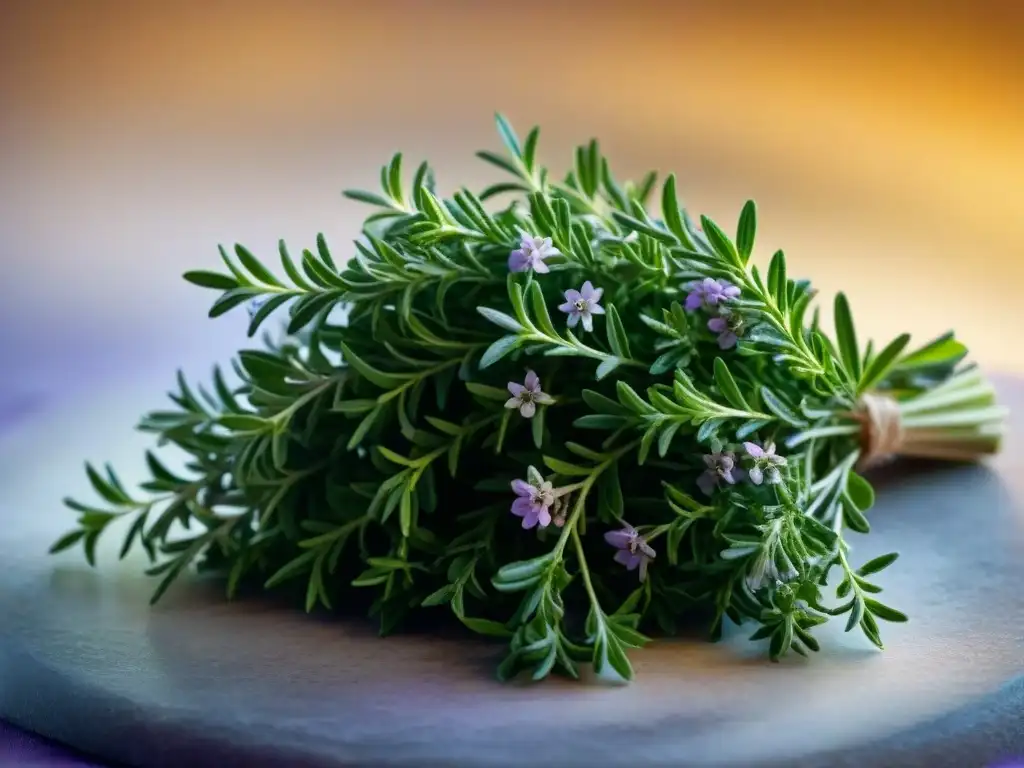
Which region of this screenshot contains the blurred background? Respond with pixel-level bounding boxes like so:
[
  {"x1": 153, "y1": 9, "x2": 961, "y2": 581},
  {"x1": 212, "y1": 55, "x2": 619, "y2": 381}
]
[{"x1": 1, "y1": 0, "x2": 1022, "y2": 408}]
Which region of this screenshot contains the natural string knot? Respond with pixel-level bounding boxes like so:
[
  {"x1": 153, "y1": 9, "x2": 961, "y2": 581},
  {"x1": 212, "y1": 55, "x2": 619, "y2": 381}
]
[{"x1": 857, "y1": 392, "x2": 904, "y2": 471}]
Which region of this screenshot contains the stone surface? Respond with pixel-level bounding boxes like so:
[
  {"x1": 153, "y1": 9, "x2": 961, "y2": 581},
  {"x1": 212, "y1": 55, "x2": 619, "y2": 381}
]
[{"x1": 0, "y1": 377, "x2": 1021, "y2": 768}]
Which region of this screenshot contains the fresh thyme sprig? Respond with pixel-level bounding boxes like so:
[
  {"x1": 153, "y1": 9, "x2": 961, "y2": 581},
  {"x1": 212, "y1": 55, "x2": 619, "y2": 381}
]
[{"x1": 51, "y1": 113, "x2": 1006, "y2": 683}]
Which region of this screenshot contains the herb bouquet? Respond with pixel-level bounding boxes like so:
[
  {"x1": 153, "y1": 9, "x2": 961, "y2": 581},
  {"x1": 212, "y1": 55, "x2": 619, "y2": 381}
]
[{"x1": 52, "y1": 115, "x2": 1006, "y2": 683}]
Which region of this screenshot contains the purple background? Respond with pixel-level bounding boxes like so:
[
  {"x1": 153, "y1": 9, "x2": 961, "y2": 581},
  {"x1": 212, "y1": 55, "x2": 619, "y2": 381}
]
[{"x1": 0, "y1": 721, "x2": 105, "y2": 767}]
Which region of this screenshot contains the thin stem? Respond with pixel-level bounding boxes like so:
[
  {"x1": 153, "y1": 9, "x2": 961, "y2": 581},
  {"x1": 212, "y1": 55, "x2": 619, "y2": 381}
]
[
  {"x1": 552, "y1": 439, "x2": 642, "y2": 560},
  {"x1": 570, "y1": 524, "x2": 601, "y2": 607}
]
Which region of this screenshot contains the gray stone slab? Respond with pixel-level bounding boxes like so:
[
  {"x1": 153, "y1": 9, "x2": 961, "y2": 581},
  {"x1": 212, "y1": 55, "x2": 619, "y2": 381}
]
[{"x1": 1, "y1": 376, "x2": 1021, "y2": 768}]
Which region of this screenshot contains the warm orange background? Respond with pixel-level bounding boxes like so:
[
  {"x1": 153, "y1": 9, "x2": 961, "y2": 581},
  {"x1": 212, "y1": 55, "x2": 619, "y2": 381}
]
[{"x1": 1, "y1": 1, "x2": 1021, "y2": 394}]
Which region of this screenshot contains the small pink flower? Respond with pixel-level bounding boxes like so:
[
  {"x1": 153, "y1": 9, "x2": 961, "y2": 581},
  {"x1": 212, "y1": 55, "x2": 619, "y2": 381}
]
[
  {"x1": 743, "y1": 441, "x2": 787, "y2": 485},
  {"x1": 557, "y1": 280, "x2": 605, "y2": 332},
  {"x1": 708, "y1": 312, "x2": 743, "y2": 350},
  {"x1": 510, "y1": 466, "x2": 558, "y2": 529},
  {"x1": 508, "y1": 233, "x2": 559, "y2": 273},
  {"x1": 504, "y1": 370, "x2": 554, "y2": 419},
  {"x1": 697, "y1": 448, "x2": 744, "y2": 495},
  {"x1": 604, "y1": 523, "x2": 656, "y2": 582}
]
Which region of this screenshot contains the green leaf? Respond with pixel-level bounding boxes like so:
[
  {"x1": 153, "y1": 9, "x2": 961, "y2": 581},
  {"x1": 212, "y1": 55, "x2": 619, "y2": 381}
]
[
  {"x1": 531, "y1": 404, "x2": 546, "y2": 449},
  {"x1": 218, "y1": 414, "x2": 270, "y2": 432},
  {"x1": 657, "y1": 420, "x2": 683, "y2": 457},
  {"x1": 287, "y1": 293, "x2": 337, "y2": 335},
  {"x1": 238, "y1": 350, "x2": 293, "y2": 381},
  {"x1": 235, "y1": 244, "x2": 283, "y2": 287},
  {"x1": 477, "y1": 306, "x2": 525, "y2": 333},
  {"x1": 84, "y1": 463, "x2": 131, "y2": 505},
  {"x1": 844, "y1": 597, "x2": 866, "y2": 632},
  {"x1": 351, "y1": 568, "x2": 391, "y2": 587},
  {"x1": 846, "y1": 472, "x2": 875, "y2": 511},
  {"x1": 387, "y1": 152, "x2": 404, "y2": 202},
  {"x1": 859, "y1": 333, "x2": 911, "y2": 392},
  {"x1": 767, "y1": 251, "x2": 789, "y2": 312},
  {"x1": 864, "y1": 599, "x2": 908, "y2": 623},
  {"x1": 736, "y1": 200, "x2": 756, "y2": 263},
  {"x1": 565, "y1": 442, "x2": 606, "y2": 462},
  {"x1": 399, "y1": 489, "x2": 414, "y2": 537},
  {"x1": 596, "y1": 464, "x2": 624, "y2": 521},
  {"x1": 144, "y1": 450, "x2": 184, "y2": 487},
  {"x1": 278, "y1": 240, "x2": 314, "y2": 290},
  {"x1": 841, "y1": 495, "x2": 871, "y2": 534},
  {"x1": 479, "y1": 335, "x2": 522, "y2": 368},
  {"x1": 496, "y1": 554, "x2": 553, "y2": 583},
  {"x1": 527, "y1": 282, "x2": 558, "y2": 338},
  {"x1": 479, "y1": 182, "x2": 529, "y2": 200},
  {"x1": 591, "y1": 617, "x2": 636, "y2": 682},
  {"x1": 247, "y1": 293, "x2": 291, "y2": 337},
  {"x1": 833, "y1": 293, "x2": 861, "y2": 384},
  {"x1": 574, "y1": 414, "x2": 626, "y2": 430},
  {"x1": 183, "y1": 270, "x2": 238, "y2": 291},
  {"x1": 49, "y1": 529, "x2": 87, "y2": 555},
  {"x1": 522, "y1": 127, "x2": 540, "y2": 171},
  {"x1": 264, "y1": 549, "x2": 317, "y2": 588},
  {"x1": 421, "y1": 585, "x2": 455, "y2": 607},
  {"x1": 700, "y1": 216, "x2": 740, "y2": 267},
  {"x1": 377, "y1": 446, "x2": 416, "y2": 467},
  {"x1": 476, "y1": 150, "x2": 520, "y2": 178},
  {"x1": 494, "y1": 113, "x2": 522, "y2": 159},
  {"x1": 340, "y1": 342, "x2": 407, "y2": 389},
  {"x1": 459, "y1": 617, "x2": 512, "y2": 637},
  {"x1": 604, "y1": 304, "x2": 631, "y2": 358},
  {"x1": 271, "y1": 428, "x2": 290, "y2": 469},
  {"x1": 596, "y1": 358, "x2": 621, "y2": 381},
  {"x1": 343, "y1": 188, "x2": 393, "y2": 207},
  {"x1": 897, "y1": 332, "x2": 967, "y2": 370},
  {"x1": 713, "y1": 358, "x2": 750, "y2": 411},
  {"x1": 760, "y1": 387, "x2": 806, "y2": 427},
  {"x1": 582, "y1": 389, "x2": 631, "y2": 416},
  {"x1": 346, "y1": 404, "x2": 382, "y2": 451},
  {"x1": 465, "y1": 382, "x2": 511, "y2": 401},
  {"x1": 661, "y1": 174, "x2": 693, "y2": 248},
  {"x1": 856, "y1": 552, "x2": 899, "y2": 577},
  {"x1": 542, "y1": 456, "x2": 593, "y2": 477},
  {"x1": 616, "y1": 381, "x2": 655, "y2": 414},
  {"x1": 638, "y1": 424, "x2": 658, "y2": 465},
  {"x1": 333, "y1": 399, "x2": 379, "y2": 414}
]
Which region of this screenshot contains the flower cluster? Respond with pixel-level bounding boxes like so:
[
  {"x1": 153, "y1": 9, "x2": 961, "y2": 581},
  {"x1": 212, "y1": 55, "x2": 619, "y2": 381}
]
[
  {"x1": 697, "y1": 441, "x2": 788, "y2": 495},
  {"x1": 685, "y1": 277, "x2": 743, "y2": 349}
]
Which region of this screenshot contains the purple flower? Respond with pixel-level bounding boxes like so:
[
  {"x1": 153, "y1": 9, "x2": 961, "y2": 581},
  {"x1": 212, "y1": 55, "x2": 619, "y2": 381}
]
[
  {"x1": 604, "y1": 524, "x2": 656, "y2": 582},
  {"x1": 504, "y1": 370, "x2": 554, "y2": 418},
  {"x1": 557, "y1": 280, "x2": 605, "y2": 332},
  {"x1": 508, "y1": 233, "x2": 560, "y2": 273},
  {"x1": 708, "y1": 312, "x2": 744, "y2": 350},
  {"x1": 744, "y1": 441, "x2": 788, "y2": 485},
  {"x1": 510, "y1": 469, "x2": 557, "y2": 529},
  {"x1": 697, "y1": 448, "x2": 743, "y2": 496},
  {"x1": 684, "y1": 277, "x2": 740, "y2": 311}
]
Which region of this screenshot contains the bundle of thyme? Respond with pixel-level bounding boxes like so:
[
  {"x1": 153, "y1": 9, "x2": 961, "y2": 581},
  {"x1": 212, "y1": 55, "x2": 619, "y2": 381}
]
[{"x1": 51, "y1": 115, "x2": 1006, "y2": 682}]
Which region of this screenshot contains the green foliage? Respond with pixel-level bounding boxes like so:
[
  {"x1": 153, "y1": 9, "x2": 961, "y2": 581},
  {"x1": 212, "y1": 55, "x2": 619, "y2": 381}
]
[{"x1": 51, "y1": 113, "x2": 1003, "y2": 684}]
